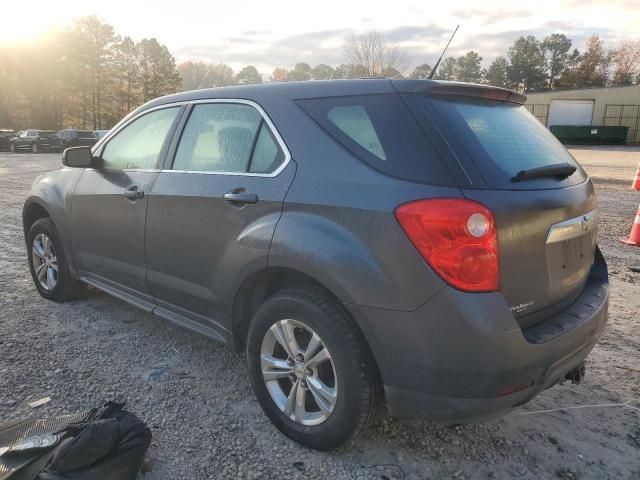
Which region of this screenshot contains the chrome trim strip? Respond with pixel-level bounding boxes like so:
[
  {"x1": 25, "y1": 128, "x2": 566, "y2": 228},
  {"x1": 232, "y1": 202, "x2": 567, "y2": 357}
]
[{"x1": 546, "y1": 209, "x2": 599, "y2": 244}]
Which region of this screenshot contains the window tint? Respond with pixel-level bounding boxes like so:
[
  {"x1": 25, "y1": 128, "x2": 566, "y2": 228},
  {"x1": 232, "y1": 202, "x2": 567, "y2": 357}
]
[
  {"x1": 101, "y1": 107, "x2": 179, "y2": 170},
  {"x1": 249, "y1": 124, "x2": 285, "y2": 173},
  {"x1": 296, "y1": 94, "x2": 454, "y2": 185},
  {"x1": 174, "y1": 103, "x2": 266, "y2": 173},
  {"x1": 421, "y1": 96, "x2": 584, "y2": 188}
]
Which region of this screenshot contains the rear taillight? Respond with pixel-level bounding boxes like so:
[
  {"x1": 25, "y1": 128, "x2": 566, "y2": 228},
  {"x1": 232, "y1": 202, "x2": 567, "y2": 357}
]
[{"x1": 395, "y1": 198, "x2": 499, "y2": 292}]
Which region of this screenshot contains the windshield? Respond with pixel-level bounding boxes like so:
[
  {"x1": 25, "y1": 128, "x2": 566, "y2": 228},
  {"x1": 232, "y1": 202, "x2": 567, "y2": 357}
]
[{"x1": 410, "y1": 95, "x2": 586, "y2": 189}]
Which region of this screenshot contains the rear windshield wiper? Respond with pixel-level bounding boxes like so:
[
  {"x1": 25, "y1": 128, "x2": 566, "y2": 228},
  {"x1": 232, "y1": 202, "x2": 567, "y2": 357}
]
[{"x1": 511, "y1": 163, "x2": 577, "y2": 182}]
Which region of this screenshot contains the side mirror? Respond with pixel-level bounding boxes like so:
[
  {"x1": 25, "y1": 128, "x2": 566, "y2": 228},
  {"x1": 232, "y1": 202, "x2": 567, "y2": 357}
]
[{"x1": 62, "y1": 146, "x2": 96, "y2": 168}]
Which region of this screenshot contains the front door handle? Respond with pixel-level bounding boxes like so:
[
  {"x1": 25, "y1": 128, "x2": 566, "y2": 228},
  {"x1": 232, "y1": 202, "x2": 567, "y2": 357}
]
[
  {"x1": 223, "y1": 190, "x2": 258, "y2": 205},
  {"x1": 123, "y1": 185, "x2": 144, "y2": 200}
]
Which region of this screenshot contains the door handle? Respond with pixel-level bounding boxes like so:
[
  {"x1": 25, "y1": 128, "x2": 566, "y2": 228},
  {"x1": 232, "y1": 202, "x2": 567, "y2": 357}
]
[
  {"x1": 123, "y1": 185, "x2": 144, "y2": 200},
  {"x1": 223, "y1": 190, "x2": 258, "y2": 205}
]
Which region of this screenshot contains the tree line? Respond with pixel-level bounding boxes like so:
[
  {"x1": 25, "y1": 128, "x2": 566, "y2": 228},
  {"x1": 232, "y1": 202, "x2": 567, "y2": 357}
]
[
  {"x1": 0, "y1": 16, "x2": 181, "y2": 131},
  {"x1": 2, "y1": 20, "x2": 639, "y2": 130}
]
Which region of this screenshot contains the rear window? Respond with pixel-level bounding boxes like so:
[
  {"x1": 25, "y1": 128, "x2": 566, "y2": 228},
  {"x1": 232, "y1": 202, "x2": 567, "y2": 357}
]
[
  {"x1": 296, "y1": 94, "x2": 454, "y2": 185},
  {"x1": 412, "y1": 96, "x2": 585, "y2": 188}
]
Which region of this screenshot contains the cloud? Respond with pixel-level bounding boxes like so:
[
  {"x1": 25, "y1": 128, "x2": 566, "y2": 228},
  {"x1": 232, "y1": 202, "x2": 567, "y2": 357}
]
[{"x1": 451, "y1": 7, "x2": 533, "y2": 25}]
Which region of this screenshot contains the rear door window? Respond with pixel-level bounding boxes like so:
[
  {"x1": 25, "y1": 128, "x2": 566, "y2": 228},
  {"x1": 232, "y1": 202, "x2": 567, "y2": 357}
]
[
  {"x1": 409, "y1": 95, "x2": 586, "y2": 189},
  {"x1": 296, "y1": 94, "x2": 455, "y2": 185}
]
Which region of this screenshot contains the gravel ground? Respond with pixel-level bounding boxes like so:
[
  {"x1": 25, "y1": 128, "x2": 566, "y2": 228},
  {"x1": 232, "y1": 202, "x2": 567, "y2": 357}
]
[{"x1": 0, "y1": 152, "x2": 639, "y2": 480}]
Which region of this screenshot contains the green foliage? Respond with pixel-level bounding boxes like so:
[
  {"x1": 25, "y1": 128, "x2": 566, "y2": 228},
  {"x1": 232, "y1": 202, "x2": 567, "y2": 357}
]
[
  {"x1": 433, "y1": 57, "x2": 457, "y2": 80},
  {"x1": 486, "y1": 56, "x2": 508, "y2": 88},
  {"x1": 542, "y1": 33, "x2": 572, "y2": 89},
  {"x1": 409, "y1": 64, "x2": 433, "y2": 80},
  {"x1": 456, "y1": 51, "x2": 483, "y2": 83},
  {"x1": 507, "y1": 36, "x2": 547, "y2": 92},
  {"x1": 311, "y1": 64, "x2": 335, "y2": 80},
  {"x1": 235, "y1": 65, "x2": 263, "y2": 85},
  {"x1": 287, "y1": 62, "x2": 312, "y2": 81}
]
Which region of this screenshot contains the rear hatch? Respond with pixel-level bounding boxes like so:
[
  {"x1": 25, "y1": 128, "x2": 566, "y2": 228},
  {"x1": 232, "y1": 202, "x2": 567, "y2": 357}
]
[{"x1": 401, "y1": 85, "x2": 598, "y2": 325}]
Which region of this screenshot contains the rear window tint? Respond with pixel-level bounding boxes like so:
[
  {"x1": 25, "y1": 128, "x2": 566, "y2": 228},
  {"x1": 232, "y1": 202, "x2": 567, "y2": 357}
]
[
  {"x1": 415, "y1": 96, "x2": 585, "y2": 188},
  {"x1": 296, "y1": 94, "x2": 454, "y2": 185}
]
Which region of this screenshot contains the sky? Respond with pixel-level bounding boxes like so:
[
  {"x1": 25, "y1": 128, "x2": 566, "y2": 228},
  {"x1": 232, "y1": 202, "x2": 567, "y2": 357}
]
[{"x1": 2, "y1": 0, "x2": 640, "y2": 77}]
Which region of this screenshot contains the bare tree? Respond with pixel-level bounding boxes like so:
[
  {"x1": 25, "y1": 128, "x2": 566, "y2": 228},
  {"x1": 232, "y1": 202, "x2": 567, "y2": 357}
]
[{"x1": 343, "y1": 30, "x2": 409, "y2": 77}]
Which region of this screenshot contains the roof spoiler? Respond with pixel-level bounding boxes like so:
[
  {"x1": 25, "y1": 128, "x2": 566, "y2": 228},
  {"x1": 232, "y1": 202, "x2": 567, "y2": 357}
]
[{"x1": 392, "y1": 80, "x2": 527, "y2": 105}]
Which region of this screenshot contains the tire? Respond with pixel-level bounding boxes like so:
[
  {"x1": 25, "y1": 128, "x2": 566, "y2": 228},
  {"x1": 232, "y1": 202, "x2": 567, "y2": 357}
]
[
  {"x1": 9, "y1": 143, "x2": 16, "y2": 153},
  {"x1": 247, "y1": 288, "x2": 382, "y2": 450},
  {"x1": 31, "y1": 143, "x2": 39, "y2": 153},
  {"x1": 27, "y1": 217, "x2": 89, "y2": 302}
]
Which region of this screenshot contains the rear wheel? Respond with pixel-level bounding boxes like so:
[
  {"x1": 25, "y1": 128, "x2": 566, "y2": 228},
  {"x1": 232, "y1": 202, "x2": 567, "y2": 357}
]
[
  {"x1": 9, "y1": 143, "x2": 16, "y2": 153},
  {"x1": 247, "y1": 288, "x2": 382, "y2": 450},
  {"x1": 27, "y1": 218, "x2": 89, "y2": 302},
  {"x1": 31, "y1": 143, "x2": 39, "y2": 153}
]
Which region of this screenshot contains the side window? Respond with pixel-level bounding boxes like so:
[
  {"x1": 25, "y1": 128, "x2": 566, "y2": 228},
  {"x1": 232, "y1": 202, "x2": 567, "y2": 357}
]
[
  {"x1": 327, "y1": 105, "x2": 386, "y2": 160},
  {"x1": 172, "y1": 103, "x2": 285, "y2": 174},
  {"x1": 101, "y1": 107, "x2": 180, "y2": 170},
  {"x1": 249, "y1": 123, "x2": 285, "y2": 173}
]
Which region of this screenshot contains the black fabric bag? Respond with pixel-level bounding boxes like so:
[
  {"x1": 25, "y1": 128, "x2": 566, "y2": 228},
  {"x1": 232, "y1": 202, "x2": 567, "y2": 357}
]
[{"x1": 0, "y1": 402, "x2": 151, "y2": 480}]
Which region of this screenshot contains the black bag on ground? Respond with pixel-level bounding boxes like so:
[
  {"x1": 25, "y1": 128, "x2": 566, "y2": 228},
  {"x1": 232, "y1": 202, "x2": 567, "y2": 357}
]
[{"x1": 0, "y1": 402, "x2": 151, "y2": 480}]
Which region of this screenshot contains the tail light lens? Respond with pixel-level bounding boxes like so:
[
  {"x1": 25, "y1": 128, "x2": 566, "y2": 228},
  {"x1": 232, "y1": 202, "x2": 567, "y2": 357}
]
[{"x1": 395, "y1": 198, "x2": 499, "y2": 292}]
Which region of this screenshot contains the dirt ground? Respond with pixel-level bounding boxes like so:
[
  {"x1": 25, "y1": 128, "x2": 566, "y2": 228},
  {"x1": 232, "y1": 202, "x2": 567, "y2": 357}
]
[{"x1": 0, "y1": 149, "x2": 638, "y2": 480}]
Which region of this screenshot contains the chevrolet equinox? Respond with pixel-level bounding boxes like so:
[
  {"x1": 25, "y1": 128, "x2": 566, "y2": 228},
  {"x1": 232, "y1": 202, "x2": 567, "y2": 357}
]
[{"x1": 23, "y1": 79, "x2": 609, "y2": 450}]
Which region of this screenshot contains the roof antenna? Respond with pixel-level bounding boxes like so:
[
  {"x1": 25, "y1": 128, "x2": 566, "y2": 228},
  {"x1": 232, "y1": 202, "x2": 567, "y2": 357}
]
[{"x1": 428, "y1": 25, "x2": 460, "y2": 79}]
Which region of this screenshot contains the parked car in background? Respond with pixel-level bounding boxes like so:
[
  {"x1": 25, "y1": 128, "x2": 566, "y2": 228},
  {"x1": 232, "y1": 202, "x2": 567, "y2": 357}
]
[
  {"x1": 94, "y1": 130, "x2": 110, "y2": 140},
  {"x1": 9, "y1": 129, "x2": 62, "y2": 153},
  {"x1": 58, "y1": 129, "x2": 98, "y2": 148},
  {"x1": 0, "y1": 129, "x2": 16, "y2": 151},
  {"x1": 22, "y1": 79, "x2": 609, "y2": 450}
]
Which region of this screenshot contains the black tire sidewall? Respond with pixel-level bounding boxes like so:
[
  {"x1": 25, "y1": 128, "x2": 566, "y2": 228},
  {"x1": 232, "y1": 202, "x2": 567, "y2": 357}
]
[
  {"x1": 27, "y1": 218, "x2": 70, "y2": 302},
  {"x1": 247, "y1": 291, "x2": 369, "y2": 450}
]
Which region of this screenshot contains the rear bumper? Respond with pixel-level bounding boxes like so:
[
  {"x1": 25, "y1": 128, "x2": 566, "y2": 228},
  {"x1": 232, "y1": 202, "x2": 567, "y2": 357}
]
[{"x1": 346, "y1": 248, "x2": 609, "y2": 422}]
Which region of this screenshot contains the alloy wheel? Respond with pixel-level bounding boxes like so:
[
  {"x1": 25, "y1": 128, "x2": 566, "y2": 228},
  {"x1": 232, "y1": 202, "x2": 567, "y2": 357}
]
[
  {"x1": 260, "y1": 319, "x2": 338, "y2": 426},
  {"x1": 32, "y1": 233, "x2": 58, "y2": 290}
]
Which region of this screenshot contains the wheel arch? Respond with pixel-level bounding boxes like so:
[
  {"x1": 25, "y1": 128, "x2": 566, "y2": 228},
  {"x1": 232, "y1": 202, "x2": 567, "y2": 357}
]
[
  {"x1": 231, "y1": 267, "x2": 374, "y2": 361},
  {"x1": 22, "y1": 200, "x2": 52, "y2": 241}
]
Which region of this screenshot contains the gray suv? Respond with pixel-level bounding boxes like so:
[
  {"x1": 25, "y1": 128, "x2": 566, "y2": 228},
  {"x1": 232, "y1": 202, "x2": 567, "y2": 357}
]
[{"x1": 23, "y1": 79, "x2": 609, "y2": 450}]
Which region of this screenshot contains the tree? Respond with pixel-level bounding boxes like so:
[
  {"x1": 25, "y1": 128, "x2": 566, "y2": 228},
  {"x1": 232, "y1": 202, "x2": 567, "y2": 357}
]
[
  {"x1": 208, "y1": 63, "x2": 234, "y2": 87},
  {"x1": 456, "y1": 51, "x2": 483, "y2": 83},
  {"x1": 433, "y1": 57, "x2": 457, "y2": 80},
  {"x1": 572, "y1": 35, "x2": 611, "y2": 88},
  {"x1": 311, "y1": 64, "x2": 335, "y2": 80},
  {"x1": 333, "y1": 63, "x2": 366, "y2": 79},
  {"x1": 138, "y1": 38, "x2": 182, "y2": 103},
  {"x1": 235, "y1": 65, "x2": 262, "y2": 85},
  {"x1": 485, "y1": 56, "x2": 508, "y2": 88},
  {"x1": 409, "y1": 64, "x2": 433, "y2": 80},
  {"x1": 542, "y1": 33, "x2": 572, "y2": 89},
  {"x1": 611, "y1": 40, "x2": 640, "y2": 85},
  {"x1": 271, "y1": 67, "x2": 289, "y2": 82},
  {"x1": 178, "y1": 60, "x2": 213, "y2": 90},
  {"x1": 343, "y1": 30, "x2": 409, "y2": 77},
  {"x1": 507, "y1": 36, "x2": 547, "y2": 92},
  {"x1": 287, "y1": 62, "x2": 312, "y2": 81}
]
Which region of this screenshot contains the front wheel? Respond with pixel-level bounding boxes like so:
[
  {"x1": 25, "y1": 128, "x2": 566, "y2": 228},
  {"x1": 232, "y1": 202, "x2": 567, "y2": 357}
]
[
  {"x1": 247, "y1": 288, "x2": 382, "y2": 450},
  {"x1": 9, "y1": 143, "x2": 16, "y2": 153},
  {"x1": 27, "y1": 218, "x2": 89, "y2": 302}
]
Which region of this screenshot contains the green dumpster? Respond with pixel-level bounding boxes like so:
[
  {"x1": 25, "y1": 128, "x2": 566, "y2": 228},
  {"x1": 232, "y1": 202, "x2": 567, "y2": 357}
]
[{"x1": 550, "y1": 125, "x2": 629, "y2": 145}]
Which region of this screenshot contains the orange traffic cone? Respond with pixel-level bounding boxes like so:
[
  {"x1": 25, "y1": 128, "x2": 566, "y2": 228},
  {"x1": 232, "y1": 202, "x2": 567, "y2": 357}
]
[
  {"x1": 633, "y1": 162, "x2": 640, "y2": 190},
  {"x1": 620, "y1": 203, "x2": 640, "y2": 246}
]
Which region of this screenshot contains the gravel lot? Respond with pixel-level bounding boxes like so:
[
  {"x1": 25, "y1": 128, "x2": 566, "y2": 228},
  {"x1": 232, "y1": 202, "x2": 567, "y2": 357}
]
[{"x1": 1, "y1": 151, "x2": 639, "y2": 480}]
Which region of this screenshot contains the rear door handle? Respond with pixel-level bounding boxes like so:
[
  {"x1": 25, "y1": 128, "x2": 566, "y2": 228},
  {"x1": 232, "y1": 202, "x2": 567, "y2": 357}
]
[
  {"x1": 223, "y1": 190, "x2": 258, "y2": 205},
  {"x1": 123, "y1": 185, "x2": 144, "y2": 200}
]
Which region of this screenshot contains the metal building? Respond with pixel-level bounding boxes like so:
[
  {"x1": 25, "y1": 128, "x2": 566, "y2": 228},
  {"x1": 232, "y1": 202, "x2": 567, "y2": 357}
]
[{"x1": 524, "y1": 84, "x2": 640, "y2": 144}]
